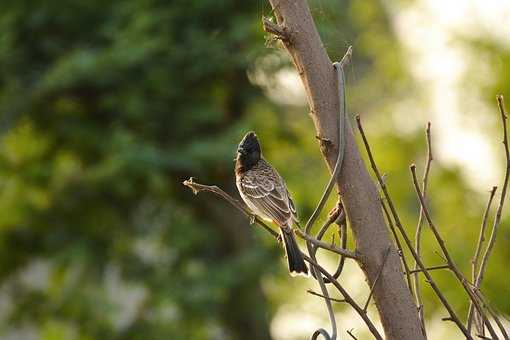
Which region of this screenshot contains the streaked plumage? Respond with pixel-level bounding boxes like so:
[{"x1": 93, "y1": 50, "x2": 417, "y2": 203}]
[{"x1": 235, "y1": 131, "x2": 308, "y2": 276}]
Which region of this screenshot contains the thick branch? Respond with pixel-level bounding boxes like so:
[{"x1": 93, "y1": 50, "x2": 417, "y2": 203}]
[{"x1": 265, "y1": 1, "x2": 424, "y2": 338}]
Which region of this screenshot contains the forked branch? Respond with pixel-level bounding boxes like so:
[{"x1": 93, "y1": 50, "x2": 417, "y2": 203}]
[{"x1": 356, "y1": 115, "x2": 472, "y2": 339}]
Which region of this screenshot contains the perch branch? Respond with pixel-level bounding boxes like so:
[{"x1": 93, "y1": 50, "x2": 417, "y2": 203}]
[
  {"x1": 182, "y1": 177, "x2": 379, "y2": 339},
  {"x1": 182, "y1": 178, "x2": 279, "y2": 239}
]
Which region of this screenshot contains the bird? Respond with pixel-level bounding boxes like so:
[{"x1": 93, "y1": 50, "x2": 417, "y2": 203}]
[{"x1": 235, "y1": 131, "x2": 308, "y2": 276}]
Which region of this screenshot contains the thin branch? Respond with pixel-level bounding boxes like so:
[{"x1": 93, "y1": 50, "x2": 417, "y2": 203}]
[
  {"x1": 347, "y1": 329, "x2": 359, "y2": 340},
  {"x1": 310, "y1": 265, "x2": 337, "y2": 340},
  {"x1": 182, "y1": 178, "x2": 279, "y2": 239},
  {"x1": 470, "y1": 95, "x2": 510, "y2": 338},
  {"x1": 409, "y1": 265, "x2": 449, "y2": 275},
  {"x1": 467, "y1": 186, "x2": 498, "y2": 334},
  {"x1": 307, "y1": 289, "x2": 346, "y2": 303},
  {"x1": 410, "y1": 165, "x2": 498, "y2": 340},
  {"x1": 311, "y1": 202, "x2": 349, "y2": 284},
  {"x1": 380, "y1": 198, "x2": 414, "y2": 295},
  {"x1": 356, "y1": 115, "x2": 473, "y2": 339},
  {"x1": 303, "y1": 254, "x2": 383, "y2": 340},
  {"x1": 329, "y1": 219, "x2": 348, "y2": 280},
  {"x1": 363, "y1": 246, "x2": 391, "y2": 312},
  {"x1": 472, "y1": 288, "x2": 510, "y2": 340},
  {"x1": 414, "y1": 122, "x2": 433, "y2": 337},
  {"x1": 315, "y1": 202, "x2": 343, "y2": 240},
  {"x1": 295, "y1": 228, "x2": 358, "y2": 259}
]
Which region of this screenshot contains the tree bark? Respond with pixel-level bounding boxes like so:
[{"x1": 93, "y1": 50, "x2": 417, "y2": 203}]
[{"x1": 266, "y1": 1, "x2": 424, "y2": 339}]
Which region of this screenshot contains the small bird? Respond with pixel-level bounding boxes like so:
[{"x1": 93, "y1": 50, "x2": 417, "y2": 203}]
[{"x1": 235, "y1": 131, "x2": 308, "y2": 276}]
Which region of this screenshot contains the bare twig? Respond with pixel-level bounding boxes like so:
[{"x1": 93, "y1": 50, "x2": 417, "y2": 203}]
[
  {"x1": 295, "y1": 228, "x2": 358, "y2": 259},
  {"x1": 409, "y1": 265, "x2": 449, "y2": 275},
  {"x1": 347, "y1": 329, "x2": 359, "y2": 340},
  {"x1": 470, "y1": 95, "x2": 510, "y2": 338},
  {"x1": 468, "y1": 186, "x2": 498, "y2": 333},
  {"x1": 472, "y1": 288, "x2": 510, "y2": 340},
  {"x1": 310, "y1": 203, "x2": 349, "y2": 284},
  {"x1": 303, "y1": 254, "x2": 383, "y2": 340},
  {"x1": 414, "y1": 122, "x2": 433, "y2": 337},
  {"x1": 410, "y1": 165, "x2": 498, "y2": 339},
  {"x1": 356, "y1": 115, "x2": 473, "y2": 339},
  {"x1": 380, "y1": 199, "x2": 414, "y2": 295},
  {"x1": 328, "y1": 220, "x2": 348, "y2": 281},
  {"x1": 363, "y1": 247, "x2": 391, "y2": 312},
  {"x1": 182, "y1": 178, "x2": 279, "y2": 239},
  {"x1": 315, "y1": 202, "x2": 344, "y2": 240},
  {"x1": 307, "y1": 289, "x2": 346, "y2": 303}
]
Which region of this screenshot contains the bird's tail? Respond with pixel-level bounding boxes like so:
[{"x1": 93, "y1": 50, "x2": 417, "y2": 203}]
[{"x1": 281, "y1": 227, "x2": 308, "y2": 276}]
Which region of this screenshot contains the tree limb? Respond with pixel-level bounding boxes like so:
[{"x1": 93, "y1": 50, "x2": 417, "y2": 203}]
[{"x1": 265, "y1": 1, "x2": 424, "y2": 338}]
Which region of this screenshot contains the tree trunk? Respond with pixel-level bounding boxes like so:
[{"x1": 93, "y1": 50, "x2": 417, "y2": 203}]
[{"x1": 266, "y1": 1, "x2": 424, "y2": 339}]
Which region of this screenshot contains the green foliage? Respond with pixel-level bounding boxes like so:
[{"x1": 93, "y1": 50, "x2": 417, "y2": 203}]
[{"x1": 0, "y1": 0, "x2": 276, "y2": 339}]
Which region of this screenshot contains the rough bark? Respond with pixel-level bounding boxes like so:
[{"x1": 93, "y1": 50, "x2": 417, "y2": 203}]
[{"x1": 266, "y1": 1, "x2": 424, "y2": 339}]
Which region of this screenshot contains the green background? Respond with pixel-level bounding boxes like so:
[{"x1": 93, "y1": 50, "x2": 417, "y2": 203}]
[{"x1": 0, "y1": 0, "x2": 508, "y2": 339}]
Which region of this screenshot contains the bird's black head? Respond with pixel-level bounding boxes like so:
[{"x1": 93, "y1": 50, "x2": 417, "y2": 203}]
[{"x1": 236, "y1": 131, "x2": 261, "y2": 172}]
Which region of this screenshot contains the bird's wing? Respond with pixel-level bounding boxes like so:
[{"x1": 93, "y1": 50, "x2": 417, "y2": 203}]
[{"x1": 240, "y1": 163, "x2": 296, "y2": 226}]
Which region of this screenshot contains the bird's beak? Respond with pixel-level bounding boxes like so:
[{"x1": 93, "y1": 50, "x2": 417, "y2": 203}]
[{"x1": 237, "y1": 147, "x2": 246, "y2": 155}]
